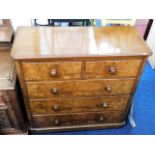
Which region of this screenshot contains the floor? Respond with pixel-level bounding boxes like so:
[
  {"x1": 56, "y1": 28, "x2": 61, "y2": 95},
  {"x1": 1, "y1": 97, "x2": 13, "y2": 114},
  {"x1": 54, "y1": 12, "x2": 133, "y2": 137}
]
[{"x1": 37, "y1": 62, "x2": 155, "y2": 135}]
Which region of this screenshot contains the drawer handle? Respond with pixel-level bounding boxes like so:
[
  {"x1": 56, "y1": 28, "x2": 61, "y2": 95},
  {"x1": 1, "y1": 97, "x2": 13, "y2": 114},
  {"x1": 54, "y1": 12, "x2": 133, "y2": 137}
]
[
  {"x1": 109, "y1": 67, "x2": 117, "y2": 75},
  {"x1": 52, "y1": 105, "x2": 60, "y2": 111},
  {"x1": 51, "y1": 87, "x2": 59, "y2": 95},
  {"x1": 100, "y1": 102, "x2": 108, "y2": 108},
  {"x1": 99, "y1": 116, "x2": 104, "y2": 122},
  {"x1": 50, "y1": 69, "x2": 57, "y2": 77},
  {"x1": 54, "y1": 119, "x2": 60, "y2": 125},
  {"x1": 105, "y1": 86, "x2": 112, "y2": 92}
]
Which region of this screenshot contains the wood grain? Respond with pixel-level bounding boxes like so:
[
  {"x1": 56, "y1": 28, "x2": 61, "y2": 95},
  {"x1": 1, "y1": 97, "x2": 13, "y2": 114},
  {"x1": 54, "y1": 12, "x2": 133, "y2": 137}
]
[
  {"x1": 27, "y1": 79, "x2": 134, "y2": 99},
  {"x1": 22, "y1": 61, "x2": 82, "y2": 81},
  {"x1": 26, "y1": 79, "x2": 135, "y2": 99},
  {"x1": 11, "y1": 26, "x2": 152, "y2": 60},
  {"x1": 11, "y1": 26, "x2": 151, "y2": 133},
  {"x1": 30, "y1": 95, "x2": 129, "y2": 114},
  {"x1": 85, "y1": 59, "x2": 142, "y2": 78},
  {"x1": 33, "y1": 111, "x2": 123, "y2": 128}
]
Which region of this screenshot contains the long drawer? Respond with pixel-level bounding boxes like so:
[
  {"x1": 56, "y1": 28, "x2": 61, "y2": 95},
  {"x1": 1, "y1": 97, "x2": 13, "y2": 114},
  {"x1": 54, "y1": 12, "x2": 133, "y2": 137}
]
[
  {"x1": 26, "y1": 79, "x2": 135, "y2": 99},
  {"x1": 85, "y1": 59, "x2": 142, "y2": 78},
  {"x1": 33, "y1": 111, "x2": 123, "y2": 128},
  {"x1": 22, "y1": 61, "x2": 82, "y2": 81},
  {"x1": 30, "y1": 95, "x2": 129, "y2": 114}
]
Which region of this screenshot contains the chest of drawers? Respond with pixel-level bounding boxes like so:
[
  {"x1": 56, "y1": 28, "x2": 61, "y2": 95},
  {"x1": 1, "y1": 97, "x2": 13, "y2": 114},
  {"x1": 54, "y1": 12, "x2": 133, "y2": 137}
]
[{"x1": 11, "y1": 26, "x2": 151, "y2": 133}]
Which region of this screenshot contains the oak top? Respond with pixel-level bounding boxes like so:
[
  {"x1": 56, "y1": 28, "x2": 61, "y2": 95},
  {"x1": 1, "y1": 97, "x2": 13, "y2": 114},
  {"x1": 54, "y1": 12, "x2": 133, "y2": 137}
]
[{"x1": 11, "y1": 26, "x2": 152, "y2": 59}]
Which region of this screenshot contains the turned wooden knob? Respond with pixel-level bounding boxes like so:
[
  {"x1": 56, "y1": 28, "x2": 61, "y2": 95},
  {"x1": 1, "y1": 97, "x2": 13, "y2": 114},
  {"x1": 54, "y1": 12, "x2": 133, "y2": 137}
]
[
  {"x1": 109, "y1": 67, "x2": 117, "y2": 75},
  {"x1": 50, "y1": 69, "x2": 57, "y2": 77},
  {"x1": 99, "y1": 116, "x2": 104, "y2": 122},
  {"x1": 105, "y1": 86, "x2": 112, "y2": 92},
  {"x1": 52, "y1": 105, "x2": 60, "y2": 111},
  {"x1": 100, "y1": 102, "x2": 108, "y2": 108},
  {"x1": 54, "y1": 119, "x2": 60, "y2": 125},
  {"x1": 51, "y1": 87, "x2": 59, "y2": 95}
]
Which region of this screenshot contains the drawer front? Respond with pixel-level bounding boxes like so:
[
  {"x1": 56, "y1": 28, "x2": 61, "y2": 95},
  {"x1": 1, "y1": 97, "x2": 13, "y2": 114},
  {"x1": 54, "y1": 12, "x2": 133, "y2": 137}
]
[
  {"x1": 33, "y1": 111, "x2": 123, "y2": 128},
  {"x1": 30, "y1": 95, "x2": 129, "y2": 114},
  {"x1": 22, "y1": 61, "x2": 82, "y2": 81},
  {"x1": 85, "y1": 59, "x2": 142, "y2": 78},
  {"x1": 27, "y1": 79, "x2": 135, "y2": 98}
]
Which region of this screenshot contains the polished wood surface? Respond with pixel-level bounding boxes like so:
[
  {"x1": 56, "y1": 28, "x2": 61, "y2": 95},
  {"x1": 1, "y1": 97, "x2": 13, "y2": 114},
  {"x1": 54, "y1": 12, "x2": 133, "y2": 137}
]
[
  {"x1": 33, "y1": 111, "x2": 123, "y2": 128},
  {"x1": 22, "y1": 61, "x2": 82, "y2": 81},
  {"x1": 22, "y1": 59, "x2": 142, "y2": 81},
  {"x1": 30, "y1": 95, "x2": 129, "y2": 114},
  {"x1": 26, "y1": 79, "x2": 135, "y2": 98},
  {"x1": 85, "y1": 59, "x2": 142, "y2": 78},
  {"x1": 11, "y1": 26, "x2": 151, "y2": 59},
  {"x1": 11, "y1": 26, "x2": 152, "y2": 133}
]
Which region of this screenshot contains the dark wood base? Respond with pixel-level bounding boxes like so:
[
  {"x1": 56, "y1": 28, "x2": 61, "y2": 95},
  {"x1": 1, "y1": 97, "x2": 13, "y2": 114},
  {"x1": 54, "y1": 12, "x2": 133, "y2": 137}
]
[
  {"x1": 0, "y1": 128, "x2": 28, "y2": 135},
  {"x1": 29, "y1": 121, "x2": 126, "y2": 134}
]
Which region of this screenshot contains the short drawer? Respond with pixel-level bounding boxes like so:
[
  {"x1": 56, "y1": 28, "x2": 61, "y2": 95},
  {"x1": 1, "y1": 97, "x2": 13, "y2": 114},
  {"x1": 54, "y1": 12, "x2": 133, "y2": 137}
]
[
  {"x1": 30, "y1": 95, "x2": 129, "y2": 114},
  {"x1": 26, "y1": 79, "x2": 135, "y2": 98},
  {"x1": 85, "y1": 59, "x2": 142, "y2": 78},
  {"x1": 22, "y1": 61, "x2": 82, "y2": 81},
  {"x1": 33, "y1": 111, "x2": 123, "y2": 128}
]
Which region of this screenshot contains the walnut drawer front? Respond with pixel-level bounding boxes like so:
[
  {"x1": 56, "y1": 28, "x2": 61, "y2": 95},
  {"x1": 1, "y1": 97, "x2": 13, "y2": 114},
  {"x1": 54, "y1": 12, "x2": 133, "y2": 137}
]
[
  {"x1": 30, "y1": 95, "x2": 129, "y2": 115},
  {"x1": 33, "y1": 111, "x2": 123, "y2": 128},
  {"x1": 22, "y1": 61, "x2": 82, "y2": 81},
  {"x1": 26, "y1": 79, "x2": 135, "y2": 99},
  {"x1": 85, "y1": 59, "x2": 142, "y2": 78}
]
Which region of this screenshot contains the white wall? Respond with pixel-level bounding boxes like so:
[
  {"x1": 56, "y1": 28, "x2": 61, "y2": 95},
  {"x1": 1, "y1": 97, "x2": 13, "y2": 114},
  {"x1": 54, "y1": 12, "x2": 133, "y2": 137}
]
[
  {"x1": 147, "y1": 20, "x2": 155, "y2": 69},
  {"x1": 11, "y1": 19, "x2": 32, "y2": 31}
]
